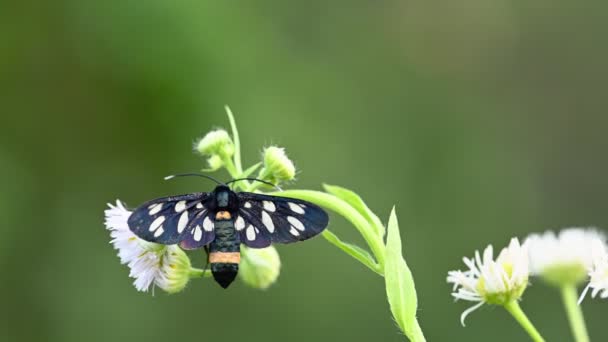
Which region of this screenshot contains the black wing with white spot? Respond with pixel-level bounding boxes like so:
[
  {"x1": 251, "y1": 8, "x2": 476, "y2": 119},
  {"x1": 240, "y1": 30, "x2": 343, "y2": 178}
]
[
  {"x1": 127, "y1": 193, "x2": 215, "y2": 249},
  {"x1": 235, "y1": 192, "x2": 329, "y2": 248}
]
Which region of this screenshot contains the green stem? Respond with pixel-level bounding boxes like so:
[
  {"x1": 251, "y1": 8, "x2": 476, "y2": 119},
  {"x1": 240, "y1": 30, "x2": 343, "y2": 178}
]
[
  {"x1": 225, "y1": 106, "x2": 243, "y2": 174},
  {"x1": 248, "y1": 168, "x2": 270, "y2": 192},
  {"x1": 189, "y1": 267, "x2": 211, "y2": 278},
  {"x1": 560, "y1": 284, "x2": 590, "y2": 342},
  {"x1": 223, "y1": 156, "x2": 239, "y2": 179},
  {"x1": 503, "y1": 301, "x2": 546, "y2": 342}
]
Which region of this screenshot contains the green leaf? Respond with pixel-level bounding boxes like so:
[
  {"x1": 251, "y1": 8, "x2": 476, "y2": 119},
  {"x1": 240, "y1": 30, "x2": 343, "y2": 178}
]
[
  {"x1": 324, "y1": 184, "x2": 385, "y2": 237},
  {"x1": 384, "y1": 207, "x2": 425, "y2": 342},
  {"x1": 321, "y1": 230, "x2": 382, "y2": 275}
]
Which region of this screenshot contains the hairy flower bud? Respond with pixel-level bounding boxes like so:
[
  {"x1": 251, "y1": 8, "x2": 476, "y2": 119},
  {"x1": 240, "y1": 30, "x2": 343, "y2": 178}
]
[
  {"x1": 156, "y1": 246, "x2": 192, "y2": 294},
  {"x1": 239, "y1": 245, "x2": 281, "y2": 289},
  {"x1": 260, "y1": 146, "x2": 295, "y2": 184},
  {"x1": 195, "y1": 129, "x2": 235, "y2": 160}
]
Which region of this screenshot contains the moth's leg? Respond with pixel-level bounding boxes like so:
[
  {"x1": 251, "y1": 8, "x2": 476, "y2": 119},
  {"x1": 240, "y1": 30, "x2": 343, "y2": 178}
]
[{"x1": 202, "y1": 245, "x2": 211, "y2": 277}]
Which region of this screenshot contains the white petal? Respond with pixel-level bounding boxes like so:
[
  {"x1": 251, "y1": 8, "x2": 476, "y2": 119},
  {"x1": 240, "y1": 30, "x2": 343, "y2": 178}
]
[{"x1": 460, "y1": 301, "x2": 484, "y2": 327}]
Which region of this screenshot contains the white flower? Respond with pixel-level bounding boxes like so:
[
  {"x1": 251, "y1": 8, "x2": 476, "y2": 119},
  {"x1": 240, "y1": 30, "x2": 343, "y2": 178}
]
[
  {"x1": 447, "y1": 238, "x2": 529, "y2": 326},
  {"x1": 525, "y1": 228, "x2": 605, "y2": 286},
  {"x1": 579, "y1": 239, "x2": 608, "y2": 303},
  {"x1": 104, "y1": 200, "x2": 191, "y2": 293}
]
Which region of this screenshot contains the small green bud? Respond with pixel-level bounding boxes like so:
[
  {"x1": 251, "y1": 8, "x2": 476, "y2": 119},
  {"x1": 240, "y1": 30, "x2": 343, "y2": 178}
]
[
  {"x1": 260, "y1": 146, "x2": 296, "y2": 184},
  {"x1": 156, "y1": 246, "x2": 192, "y2": 294},
  {"x1": 195, "y1": 129, "x2": 235, "y2": 159},
  {"x1": 239, "y1": 245, "x2": 281, "y2": 289},
  {"x1": 205, "y1": 155, "x2": 224, "y2": 171}
]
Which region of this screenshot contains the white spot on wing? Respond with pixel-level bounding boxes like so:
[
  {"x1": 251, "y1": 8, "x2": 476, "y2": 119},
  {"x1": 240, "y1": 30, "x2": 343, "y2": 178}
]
[
  {"x1": 149, "y1": 216, "x2": 165, "y2": 232},
  {"x1": 244, "y1": 201, "x2": 252, "y2": 208},
  {"x1": 203, "y1": 216, "x2": 214, "y2": 232},
  {"x1": 235, "y1": 216, "x2": 245, "y2": 231},
  {"x1": 154, "y1": 226, "x2": 164, "y2": 237},
  {"x1": 175, "y1": 200, "x2": 187, "y2": 213},
  {"x1": 177, "y1": 211, "x2": 189, "y2": 233},
  {"x1": 289, "y1": 227, "x2": 300, "y2": 236},
  {"x1": 261, "y1": 211, "x2": 275, "y2": 233},
  {"x1": 246, "y1": 225, "x2": 256, "y2": 241},
  {"x1": 196, "y1": 203, "x2": 204, "y2": 209},
  {"x1": 287, "y1": 216, "x2": 305, "y2": 231},
  {"x1": 148, "y1": 203, "x2": 163, "y2": 215},
  {"x1": 263, "y1": 201, "x2": 276, "y2": 212},
  {"x1": 288, "y1": 202, "x2": 305, "y2": 214},
  {"x1": 194, "y1": 225, "x2": 202, "y2": 241}
]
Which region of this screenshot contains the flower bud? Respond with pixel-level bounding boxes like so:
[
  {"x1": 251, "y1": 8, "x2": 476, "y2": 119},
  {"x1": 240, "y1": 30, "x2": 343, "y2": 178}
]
[
  {"x1": 260, "y1": 146, "x2": 295, "y2": 184},
  {"x1": 239, "y1": 245, "x2": 281, "y2": 289},
  {"x1": 155, "y1": 246, "x2": 192, "y2": 294},
  {"x1": 195, "y1": 129, "x2": 235, "y2": 159},
  {"x1": 205, "y1": 155, "x2": 224, "y2": 171}
]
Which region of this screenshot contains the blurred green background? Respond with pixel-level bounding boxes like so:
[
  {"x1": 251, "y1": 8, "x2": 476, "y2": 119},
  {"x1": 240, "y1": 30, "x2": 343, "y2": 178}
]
[{"x1": 1, "y1": 0, "x2": 607, "y2": 341}]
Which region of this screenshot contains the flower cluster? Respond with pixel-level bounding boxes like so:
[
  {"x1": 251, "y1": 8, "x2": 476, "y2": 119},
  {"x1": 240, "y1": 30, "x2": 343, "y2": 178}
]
[{"x1": 447, "y1": 228, "x2": 608, "y2": 325}]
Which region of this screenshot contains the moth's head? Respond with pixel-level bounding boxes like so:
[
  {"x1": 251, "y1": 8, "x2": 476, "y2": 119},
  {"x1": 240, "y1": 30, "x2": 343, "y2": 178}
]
[{"x1": 214, "y1": 184, "x2": 233, "y2": 208}]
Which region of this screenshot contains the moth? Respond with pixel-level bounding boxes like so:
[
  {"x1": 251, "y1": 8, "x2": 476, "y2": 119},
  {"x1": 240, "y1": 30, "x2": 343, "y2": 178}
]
[{"x1": 127, "y1": 175, "x2": 329, "y2": 288}]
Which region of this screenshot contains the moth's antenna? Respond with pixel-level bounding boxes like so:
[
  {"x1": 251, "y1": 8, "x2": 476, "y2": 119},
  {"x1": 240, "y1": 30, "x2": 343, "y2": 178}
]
[
  {"x1": 226, "y1": 178, "x2": 283, "y2": 191},
  {"x1": 164, "y1": 173, "x2": 224, "y2": 185}
]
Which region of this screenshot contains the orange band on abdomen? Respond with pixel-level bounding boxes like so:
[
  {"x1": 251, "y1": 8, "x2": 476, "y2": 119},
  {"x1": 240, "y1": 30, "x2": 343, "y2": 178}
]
[{"x1": 209, "y1": 252, "x2": 241, "y2": 264}]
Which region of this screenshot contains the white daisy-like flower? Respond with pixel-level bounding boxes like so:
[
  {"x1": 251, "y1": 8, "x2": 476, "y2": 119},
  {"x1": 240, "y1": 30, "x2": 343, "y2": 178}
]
[
  {"x1": 579, "y1": 238, "x2": 608, "y2": 303},
  {"x1": 524, "y1": 228, "x2": 605, "y2": 286},
  {"x1": 104, "y1": 200, "x2": 191, "y2": 293},
  {"x1": 447, "y1": 238, "x2": 529, "y2": 326}
]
